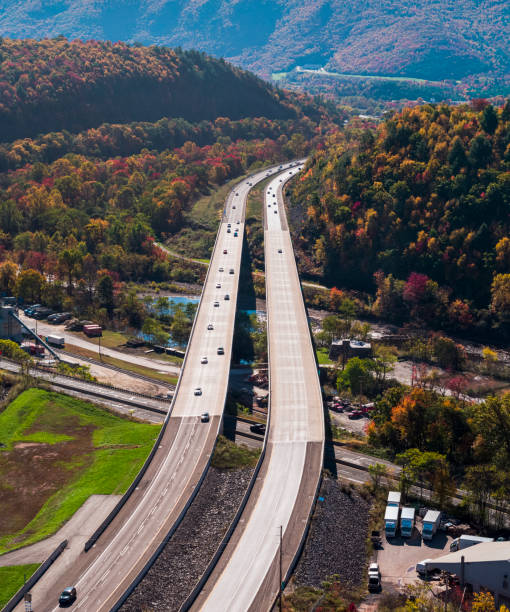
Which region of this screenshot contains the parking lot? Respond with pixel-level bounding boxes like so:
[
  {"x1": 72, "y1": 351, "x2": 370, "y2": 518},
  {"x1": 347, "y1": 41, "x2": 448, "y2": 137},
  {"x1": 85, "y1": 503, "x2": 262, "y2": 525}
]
[{"x1": 375, "y1": 516, "x2": 453, "y2": 590}]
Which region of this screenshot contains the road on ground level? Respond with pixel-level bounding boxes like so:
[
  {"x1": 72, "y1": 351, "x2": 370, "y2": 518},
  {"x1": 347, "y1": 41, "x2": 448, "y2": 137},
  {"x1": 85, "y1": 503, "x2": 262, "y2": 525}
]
[
  {"x1": 193, "y1": 164, "x2": 325, "y2": 611},
  {"x1": 12, "y1": 162, "x2": 300, "y2": 612}
]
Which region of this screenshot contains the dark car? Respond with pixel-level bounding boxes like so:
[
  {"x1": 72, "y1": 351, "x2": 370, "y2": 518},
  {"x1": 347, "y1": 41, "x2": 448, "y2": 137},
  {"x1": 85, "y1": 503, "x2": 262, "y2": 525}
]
[
  {"x1": 250, "y1": 423, "x2": 266, "y2": 435},
  {"x1": 24, "y1": 304, "x2": 41, "y2": 316},
  {"x1": 59, "y1": 586, "x2": 77, "y2": 606},
  {"x1": 32, "y1": 307, "x2": 53, "y2": 319},
  {"x1": 217, "y1": 347, "x2": 224, "y2": 355}
]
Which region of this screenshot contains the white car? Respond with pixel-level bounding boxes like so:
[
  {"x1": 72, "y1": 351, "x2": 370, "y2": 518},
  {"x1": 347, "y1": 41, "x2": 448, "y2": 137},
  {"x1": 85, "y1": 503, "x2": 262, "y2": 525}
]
[
  {"x1": 194, "y1": 387, "x2": 202, "y2": 396},
  {"x1": 207, "y1": 323, "x2": 214, "y2": 330},
  {"x1": 201, "y1": 356, "x2": 208, "y2": 364}
]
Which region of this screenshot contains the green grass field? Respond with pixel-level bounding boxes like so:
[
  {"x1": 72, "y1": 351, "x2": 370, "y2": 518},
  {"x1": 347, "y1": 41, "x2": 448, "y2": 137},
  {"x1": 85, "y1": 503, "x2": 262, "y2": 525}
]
[
  {"x1": 0, "y1": 564, "x2": 39, "y2": 608},
  {"x1": 316, "y1": 347, "x2": 334, "y2": 365},
  {"x1": 0, "y1": 389, "x2": 161, "y2": 554}
]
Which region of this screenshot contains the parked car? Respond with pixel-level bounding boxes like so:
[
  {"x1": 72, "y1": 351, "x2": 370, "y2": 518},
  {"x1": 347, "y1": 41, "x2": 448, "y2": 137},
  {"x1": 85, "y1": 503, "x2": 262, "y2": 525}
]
[
  {"x1": 250, "y1": 423, "x2": 266, "y2": 435},
  {"x1": 24, "y1": 304, "x2": 41, "y2": 316},
  {"x1": 368, "y1": 563, "x2": 381, "y2": 592},
  {"x1": 32, "y1": 307, "x2": 53, "y2": 319},
  {"x1": 348, "y1": 409, "x2": 363, "y2": 419}
]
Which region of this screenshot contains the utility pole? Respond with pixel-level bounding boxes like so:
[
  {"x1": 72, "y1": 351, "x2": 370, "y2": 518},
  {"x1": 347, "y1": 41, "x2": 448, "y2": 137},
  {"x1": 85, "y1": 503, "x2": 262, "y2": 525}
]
[
  {"x1": 279, "y1": 524, "x2": 283, "y2": 612},
  {"x1": 98, "y1": 335, "x2": 102, "y2": 361}
]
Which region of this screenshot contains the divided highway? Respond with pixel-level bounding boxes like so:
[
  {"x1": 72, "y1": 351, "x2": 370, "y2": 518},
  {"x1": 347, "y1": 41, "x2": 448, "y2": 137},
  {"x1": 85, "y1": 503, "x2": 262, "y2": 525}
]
[
  {"x1": 12, "y1": 162, "x2": 300, "y2": 612},
  {"x1": 192, "y1": 165, "x2": 325, "y2": 611}
]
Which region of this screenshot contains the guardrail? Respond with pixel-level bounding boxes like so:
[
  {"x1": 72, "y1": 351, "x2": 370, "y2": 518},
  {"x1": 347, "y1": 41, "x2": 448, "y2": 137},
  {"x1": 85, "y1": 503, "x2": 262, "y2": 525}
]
[
  {"x1": 1, "y1": 540, "x2": 68, "y2": 612},
  {"x1": 111, "y1": 163, "x2": 289, "y2": 611}
]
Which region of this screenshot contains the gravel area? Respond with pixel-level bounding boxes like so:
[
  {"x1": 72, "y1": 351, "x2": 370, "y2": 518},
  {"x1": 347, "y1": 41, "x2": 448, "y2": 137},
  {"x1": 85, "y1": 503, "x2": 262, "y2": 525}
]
[
  {"x1": 293, "y1": 478, "x2": 370, "y2": 588},
  {"x1": 121, "y1": 466, "x2": 254, "y2": 612}
]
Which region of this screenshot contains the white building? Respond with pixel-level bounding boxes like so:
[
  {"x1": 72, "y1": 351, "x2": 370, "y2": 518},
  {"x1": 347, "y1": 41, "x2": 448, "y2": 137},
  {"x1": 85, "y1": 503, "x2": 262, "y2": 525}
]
[{"x1": 425, "y1": 541, "x2": 510, "y2": 606}]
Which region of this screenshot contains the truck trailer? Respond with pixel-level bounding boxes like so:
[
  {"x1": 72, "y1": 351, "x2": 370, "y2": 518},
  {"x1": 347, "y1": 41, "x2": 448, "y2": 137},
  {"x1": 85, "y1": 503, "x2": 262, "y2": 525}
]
[
  {"x1": 400, "y1": 507, "x2": 416, "y2": 538},
  {"x1": 384, "y1": 505, "x2": 400, "y2": 538},
  {"x1": 449, "y1": 534, "x2": 494, "y2": 552},
  {"x1": 422, "y1": 510, "x2": 441, "y2": 541},
  {"x1": 45, "y1": 335, "x2": 65, "y2": 348},
  {"x1": 387, "y1": 491, "x2": 401, "y2": 507}
]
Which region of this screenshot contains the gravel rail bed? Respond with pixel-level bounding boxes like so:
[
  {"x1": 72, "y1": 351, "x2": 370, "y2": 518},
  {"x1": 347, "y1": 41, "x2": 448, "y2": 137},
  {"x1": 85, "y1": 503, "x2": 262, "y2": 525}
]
[
  {"x1": 293, "y1": 478, "x2": 370, "y2": 588},
  {"x1": 121, "y1": 466, "x2": 254, "y2": 612}
]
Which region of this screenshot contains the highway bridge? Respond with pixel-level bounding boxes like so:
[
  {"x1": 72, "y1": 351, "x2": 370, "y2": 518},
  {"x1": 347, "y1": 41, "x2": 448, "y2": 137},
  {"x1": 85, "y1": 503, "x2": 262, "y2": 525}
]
[
  {"x1": 191, "y1": 165, "x2": 325, "y2": 610},
  {"x1": 12, "y1": 161, "x2": 301, "y2": 612}
]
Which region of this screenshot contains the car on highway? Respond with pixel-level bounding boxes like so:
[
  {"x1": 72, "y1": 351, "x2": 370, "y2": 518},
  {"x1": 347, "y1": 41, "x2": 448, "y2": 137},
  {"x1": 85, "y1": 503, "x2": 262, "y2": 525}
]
[
  {"x1": 227, "y1": 223, "x2": 231, "y2": 227},
  {"x1": 234, "y1": 232, "x2": 238, "y2": 237},
  {"x1": 236, "y1": 220, "x2": 240, "y2": 224},
  {"x1": 201, "y1": 356, "x2": 208, "y2": 364},
  {"x1": 229, "y1": 268, "x2": 234, "y2": 274},
  {"x1": 235, "y1": 192, "x2": 239, "y2": 196},
  {"x1": 217, "y1": 347, "x2": 224, "y2": 355},
  {"x1": 223, "y1": 249, "x2": 228, "y2": 254},
  {"x1": 207, "y1": 323, "x2": 214, "y2": 330},
  {"x1": 59, "y1": 586, "x2": 77, "y2": 606},
  {"x1": 194, "y1": 387, "x2": 202, "y2": 396},
  {"x1": 274, "y1": 210, "x2": 277, "y2": 214},
  {"x1": 268, "y1": 204, "x2": 271, "y2": 207},
  {"x1": 250, "y1": 423, "x2": 266, "y2": 435},
  {"x1": 232, "y1": 205, "x2": 236, "y2": 209},
  {"x1": 216, "y1": 283, "x2": 221, "y2": 288},
  {"x1": 214, "y1": 301, "x2": 220, "y2": 307},
  {"x1": 278, "y1": 249, "x2": 283, "y2": 253},
  {"x1": 227, "y1": 228, "x2": 231, "y2": 233},
  {"x1": 224, "y1": 294, "x2": 230, "y2": 300},
  {"x1": 219, "y1": 267, "x2": 224, "y2": 272},
  {"x1": 201, "y1": 412, "x2": 210, "y2": 422}
]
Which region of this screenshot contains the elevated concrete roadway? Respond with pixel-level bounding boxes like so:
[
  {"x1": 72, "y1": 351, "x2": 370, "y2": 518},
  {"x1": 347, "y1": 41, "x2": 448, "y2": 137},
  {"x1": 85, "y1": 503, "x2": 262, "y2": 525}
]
[
  {"x1": 12, "y1": 161, "x2": 300, "y2": 612},
  {"x1": 193, "y1": 164, "x2": 325, "y2": 611}
]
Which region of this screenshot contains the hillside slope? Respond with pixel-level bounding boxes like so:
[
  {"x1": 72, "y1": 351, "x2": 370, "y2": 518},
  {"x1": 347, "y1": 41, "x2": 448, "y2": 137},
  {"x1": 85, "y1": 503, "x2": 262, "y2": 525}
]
[
  {"x1": 0, "y1": 0, "x2": 508, "y2": 84},
  {"x1": 0, "y1": 38, "x2": 298, "y2": 141}
]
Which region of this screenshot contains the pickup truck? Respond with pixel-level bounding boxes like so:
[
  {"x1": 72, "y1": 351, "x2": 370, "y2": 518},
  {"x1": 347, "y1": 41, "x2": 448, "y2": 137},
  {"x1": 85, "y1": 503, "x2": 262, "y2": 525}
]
[{"x1": 368, "y1": 563, "x2": 381, "y2": 592}]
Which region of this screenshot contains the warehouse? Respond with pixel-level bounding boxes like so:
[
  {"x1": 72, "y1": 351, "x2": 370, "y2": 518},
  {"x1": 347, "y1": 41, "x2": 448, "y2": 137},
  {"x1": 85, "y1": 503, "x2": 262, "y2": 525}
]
[{"x1": 425, "y1": 541, "x2": 510, "y2": 606}]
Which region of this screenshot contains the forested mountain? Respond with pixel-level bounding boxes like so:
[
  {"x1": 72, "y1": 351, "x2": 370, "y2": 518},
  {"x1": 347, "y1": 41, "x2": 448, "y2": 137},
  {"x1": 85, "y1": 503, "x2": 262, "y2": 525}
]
[
  {"x1": 290, "y1": 101, "x2": 510, "y2": 338},
  {"x1": 0, "y1": 0, "x2": 508, "y2": 88},
  {"x1": 0, "y1": 38, "x2": 340, "y2": 321},
  {"x1": 0, "y1": 38, "x2": 306, "y2": 141}
]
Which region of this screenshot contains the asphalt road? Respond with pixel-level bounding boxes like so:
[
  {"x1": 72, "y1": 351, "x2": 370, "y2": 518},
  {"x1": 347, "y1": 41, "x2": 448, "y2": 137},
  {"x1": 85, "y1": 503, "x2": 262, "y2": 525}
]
[
  {"x1": 194, "y1": 164, "x2": 325, "y2": 611},
  {"x1": 18, "y1": 314, "x2": 181, "y2": 376},
  {"x1": 14, "y1": 161, "x2": 301, "y2": 612}
]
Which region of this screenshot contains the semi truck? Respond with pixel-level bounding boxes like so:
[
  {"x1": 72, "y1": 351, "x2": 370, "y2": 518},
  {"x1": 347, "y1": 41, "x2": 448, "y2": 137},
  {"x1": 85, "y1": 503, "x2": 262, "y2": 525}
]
[
  {"x1": 449, "y1": 535, "x2": 494, "y2": 552},
  {"x1": 45, "y1": 335, "x2": 65, "y2": 348},
  {"x1": 384, "y1": 505, "x2": 400, "y2": 538},
  {"x1": 400, "y1": 507, "x2": 416, "y2": 538},
  {"x1": 422, "y1": 510, "x2": 441, "y2": 541}
]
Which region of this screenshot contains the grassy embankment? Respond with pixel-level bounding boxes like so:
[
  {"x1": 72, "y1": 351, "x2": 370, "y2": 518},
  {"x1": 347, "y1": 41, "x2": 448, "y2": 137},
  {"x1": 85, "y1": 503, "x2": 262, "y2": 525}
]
[
  {"x1": 0, "y1": 388, "x2": 160, "y2": 555},
  {"x1": 0, "y1": 564, "x2": 40, "y2": 608}
]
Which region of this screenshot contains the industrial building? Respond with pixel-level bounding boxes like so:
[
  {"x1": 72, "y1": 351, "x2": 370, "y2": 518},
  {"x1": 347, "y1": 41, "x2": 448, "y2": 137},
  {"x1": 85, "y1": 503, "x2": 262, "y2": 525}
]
[
  {"x1": 424, "y1": 541, "x2": 510, "y2": 606},
  {"x1": 0, "y1": 303, "x2": 23, "y2": 343},
  {"x1": 329, "y1": 339, "x2": 372, "y2": 362}
]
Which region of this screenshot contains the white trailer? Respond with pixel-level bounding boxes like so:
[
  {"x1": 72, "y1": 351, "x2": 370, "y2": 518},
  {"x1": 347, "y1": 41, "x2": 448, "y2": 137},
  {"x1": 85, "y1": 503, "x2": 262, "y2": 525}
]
[
  {"x1": 45, "y1": 335, "x2": 65, "y2": 347},
  {"x1": 422, "y1": 510, "x2": 441, "y2": 540},
  {"x1": 450, "y1": 535, "x2": 494, "y2": 552},
  {"x1": 387, "y1": 491, "x2": 401, "y2": 507},
  {"x1": 401, "y1": 507, "x2": 416, "y2": 538},
  {"x1": 384, "y1": 505, "x2": 400, "y2": 538}
]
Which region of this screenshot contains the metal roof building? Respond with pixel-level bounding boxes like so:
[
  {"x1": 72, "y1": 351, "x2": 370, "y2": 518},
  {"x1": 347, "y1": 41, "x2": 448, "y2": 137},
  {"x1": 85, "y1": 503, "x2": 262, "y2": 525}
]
[{"x1": 425, "y1": 541, "x2": 510, "y2": 606}]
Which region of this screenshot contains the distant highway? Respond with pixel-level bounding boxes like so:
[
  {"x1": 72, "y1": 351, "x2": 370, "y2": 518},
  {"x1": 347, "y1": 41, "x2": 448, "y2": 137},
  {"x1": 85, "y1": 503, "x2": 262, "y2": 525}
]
[
  {"x1": 193, "y1": 164, "x2": 325, "y2": 611},
  {"x1": 14, "y1": 161, "x2": 301, "y2": 612}
]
